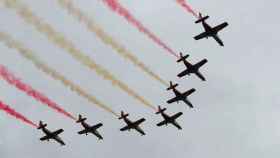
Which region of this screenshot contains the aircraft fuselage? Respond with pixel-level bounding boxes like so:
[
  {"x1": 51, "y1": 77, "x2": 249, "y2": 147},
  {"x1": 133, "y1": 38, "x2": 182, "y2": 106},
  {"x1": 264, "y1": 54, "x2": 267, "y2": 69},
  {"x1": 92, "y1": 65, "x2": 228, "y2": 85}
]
[
  {"x1": 160, "y1": 113, "x2": 173, "y2": 124},
  {"x1": 187, "y1": 65, "x2": 200, "y2": 74},
  {"x1": 42, "y1": 128, "x2": 54, "y2": 140},
  {"x1": 123, "y1": 118, "x2": 134, "y2": 129},
  {"x1": 157, "y1": 111, "x2": 182, "y2": 129},
  {"x1": 81, "y1": 121, "x2": 90, "y2": 130},
  {"x1": 202, "y1": 21, "x2": 217, "y2": 37},
  {"x1": 172, "y1": 88, "x2": 183, "y2": 99}
]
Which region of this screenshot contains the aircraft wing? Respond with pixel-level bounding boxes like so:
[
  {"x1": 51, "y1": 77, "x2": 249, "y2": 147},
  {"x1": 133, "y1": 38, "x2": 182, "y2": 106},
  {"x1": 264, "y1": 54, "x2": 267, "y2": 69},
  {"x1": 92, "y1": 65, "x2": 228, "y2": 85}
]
[
  {"x1": 213, "y1": 35, "x2": 224, "y2": 46},
  {"x1": 157, "y1": 120, "x2": 167, "y2": 127},
  {"x1": 177, "y1": 69, "x2": 190, "y2": 78},
  {"x1": 135, "y1": 127, "x2": 145, "y2": 135},
  {"x1": 134, "y1": 118, "x2": 146, "y2": 126},
  {"x1": 167, "y1": 96, "x2": 180, "y2": 104},
  {"x1": 54, "y1": 137, "x2": 65, "y2": 146},
  {"x1": 52, "y1": 129, "x2": 64, "y2": 136},
  {"x1": 195, "y1": 72, "x2": 206, "y2": 81},
  {"x1": 182, "y1": 99, "x2": 194, "y2": 108},
  {"x1": 213, "y1": 22, "x2": 228, "y2": 33},
  {"x1": 40, "y1": 135, "x2": 51, "y2": 141},
  {"x1": 92, "y1": 131, "x2": 103, "y2": 140},
  {"x1": 172, "y1": 122, "x2": 182, "y2": 130},
  {"x1": 196, "y1": 59, "x2": 208, "y2": 68},
  {"x1": 40, "y1": 135, "x2": 65, "y2": 145},
  {"x1": 78, "y1": 129, "x2": 88, "y2": 135},
  {"x1": 120, "y1": 125, "x2": 131, "y2": 131},
  {"x1": 171, "y1": 112, "x2": 183, "y2": 120},
  {"x1": 194, "y1": 31, "x2": 209, "y2": 40},
  {"x1": 183, "y1": 88, "x2": 196, "y2": 97}
]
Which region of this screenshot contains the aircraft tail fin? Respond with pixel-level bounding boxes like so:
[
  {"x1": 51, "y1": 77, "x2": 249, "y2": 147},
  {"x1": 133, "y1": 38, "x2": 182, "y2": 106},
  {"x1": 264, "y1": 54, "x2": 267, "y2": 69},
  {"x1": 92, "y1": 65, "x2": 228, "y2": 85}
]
[
  {"x1": 155, "y1": 106, "x2": 167, "y2": 114},
  {"x1": 195, "y1": 13, "x2": 209, "y2": 23},
  {"x1": 177, "y1": 52, "x2": 190, "y2": 63},
  {"x1": 167, "y1": 81, "x2": 178, "y2": 91},
  {"x1": 76, "y1": 114, "x2": 87, "y2": 123},
  {"x1": 38, "y1": 121, "x2": 47, "y2": 129},
  {"x1": 118, "y1": 111, "x2": 129, "y2": 120}
]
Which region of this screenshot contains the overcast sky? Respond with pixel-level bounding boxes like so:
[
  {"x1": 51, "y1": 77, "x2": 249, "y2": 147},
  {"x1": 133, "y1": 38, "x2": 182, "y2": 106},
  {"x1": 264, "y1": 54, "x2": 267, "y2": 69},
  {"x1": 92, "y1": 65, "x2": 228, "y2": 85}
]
[{"x1": 0, "y1": 0, "x2": 279, "y2": 158}]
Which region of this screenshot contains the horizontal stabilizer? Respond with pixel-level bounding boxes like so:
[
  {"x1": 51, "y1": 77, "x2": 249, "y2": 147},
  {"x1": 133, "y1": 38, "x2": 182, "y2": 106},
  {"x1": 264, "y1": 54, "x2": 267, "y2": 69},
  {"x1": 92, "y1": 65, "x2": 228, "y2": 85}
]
[
  {"x1": 76, "y1": 114, "x2": 87, "y2": 123},
  {"x1": 167, "y1": 81, "x2": 178, "y2": 91},
  {"x1": 177, "y1": 53, "x2": 190, "y2": 63},
  {"x1": 119, "y1": 111, "x2": 129, "y2": 120},
  {"x1": 195, "y1": 15, "x2": 209, "y2": 23},
  {"x1": 38, "y1": 121, "x2": 47, "y2": 129},
  {"x1": 155, "y1": 106, "x2": 167, "y2": 114}
]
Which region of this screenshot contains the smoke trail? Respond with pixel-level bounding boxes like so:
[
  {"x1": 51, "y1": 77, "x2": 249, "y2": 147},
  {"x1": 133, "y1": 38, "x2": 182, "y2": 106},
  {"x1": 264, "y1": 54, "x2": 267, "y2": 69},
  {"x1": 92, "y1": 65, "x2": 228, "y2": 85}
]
[
  {"x1": 102, "y1": 0, "x2": 178, "y2": 58},
  {"x1": 57, "y1": 0, "x2": 169, "y2": 87},
  {"x1": 0, "y1": 65, "x2": 76, "y2": 120},
  {"x1": 0, "y1": 99, "x2": 37, "y2": 127},
  {"x1": 176, "y1": 0, "x2": 198, "y2": 18},
  {"x1": 0, "y1": 32, "x2": 119, "y2": 117},
  {"x1": 1, "y1": 0, "x2": 156, "y2": 110}
]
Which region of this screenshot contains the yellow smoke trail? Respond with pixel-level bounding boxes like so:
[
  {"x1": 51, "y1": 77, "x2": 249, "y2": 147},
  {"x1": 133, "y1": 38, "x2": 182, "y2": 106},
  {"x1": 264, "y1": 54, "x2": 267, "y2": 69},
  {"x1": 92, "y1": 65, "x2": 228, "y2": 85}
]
[
  {"x1": 1, "y1": 0, "x2": 156, "y2": 110},
  {"x1": 0, "y1": 31, "x2": 119, "y2": 117},
  {"x1": 57, "y1": 0, "x2": 168, "y2": 87}
]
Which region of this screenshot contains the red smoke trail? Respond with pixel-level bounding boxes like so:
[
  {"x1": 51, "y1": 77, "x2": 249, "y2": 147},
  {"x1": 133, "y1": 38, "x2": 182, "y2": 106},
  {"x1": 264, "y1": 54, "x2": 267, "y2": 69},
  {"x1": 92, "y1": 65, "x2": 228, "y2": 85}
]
[
  {"x1": 0, "y1": 100, "x2": 37, "y2": 127},
  {"x1": 176, "y1": 0, "x2": 198, "y2": 18},
  {"x1": 0, "y1": 65, "x2": 76, "y2": 120},
  {"x1": 102, "y1": 0, "x2": 179, "y2": 58}
]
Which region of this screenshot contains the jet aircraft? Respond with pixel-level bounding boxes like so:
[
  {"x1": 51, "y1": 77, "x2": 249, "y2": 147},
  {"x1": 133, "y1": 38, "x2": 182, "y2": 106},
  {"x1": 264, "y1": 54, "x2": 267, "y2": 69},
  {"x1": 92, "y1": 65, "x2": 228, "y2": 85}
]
[
  {"x1": 194, "y1": 13, "x2": 228, "y2": 46},
  {"x1": 166, "y1": 81, "x2": 196, "y2": 108},
  {"x1": 177, "y1": 52, "x2": 208, "y2": 81},
  {"x1": 38, "y1": 121, "x2": 65, "y2": 146},
  {"x1": 119, "y1": 111, "x2": 146, "y2": 136},
  {"x1": 76, "y1": 114, "x2": 103, "y2": 140},
  {"x1": 156, "y1": 106, "x2": 183, "y2": 130}
]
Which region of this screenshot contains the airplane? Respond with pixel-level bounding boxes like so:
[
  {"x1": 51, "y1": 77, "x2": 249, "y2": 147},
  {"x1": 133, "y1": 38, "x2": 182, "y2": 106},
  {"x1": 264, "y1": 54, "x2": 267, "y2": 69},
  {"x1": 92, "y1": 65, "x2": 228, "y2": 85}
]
[
  {"x1": 194, "y1": 13, "x2": 228, "y2": 46},
  {"x1": 177, "y1": 52, "x2": 208, "y2": 81},
  {"x1": 76, "y1": 114, "x2": 103, "y2": 140},
  {"x1": 155, "y1": 106, "x2": 183, "y2": 130},
  {"x1": 37, "y1": 121, "x2": 65, "y2": 146},
  {"x1": 119, "y1": 111, "x2": 146, "y2": 136},
  {"x1": 166, "y1": 81, "x2": 196, "y2": 108}
]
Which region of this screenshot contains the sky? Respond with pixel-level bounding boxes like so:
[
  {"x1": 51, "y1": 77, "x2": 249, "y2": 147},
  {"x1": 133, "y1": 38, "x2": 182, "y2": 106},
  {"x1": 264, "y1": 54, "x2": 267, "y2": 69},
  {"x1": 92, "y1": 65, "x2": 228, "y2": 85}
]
[{"x1": 0, "y1": 0, "x2": 280, "y2": 157}]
